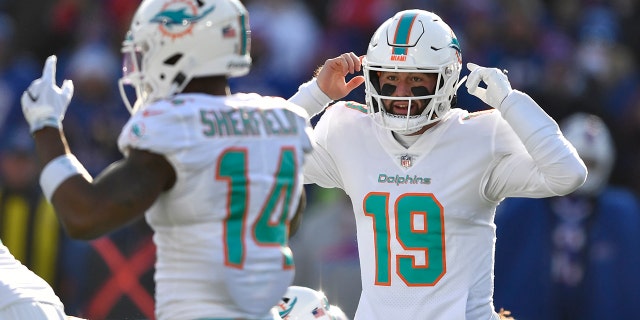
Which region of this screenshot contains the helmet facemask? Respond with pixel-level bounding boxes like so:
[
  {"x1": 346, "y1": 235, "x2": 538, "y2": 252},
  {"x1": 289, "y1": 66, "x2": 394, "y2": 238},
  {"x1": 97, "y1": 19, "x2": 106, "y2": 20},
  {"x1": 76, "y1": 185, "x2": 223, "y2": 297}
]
[
  {"x1": 364, "y1": 64, "x2": 461, "y2": 135},
  {"x1": 119, "y1": 34, "x2": 191, "y2": 114}
]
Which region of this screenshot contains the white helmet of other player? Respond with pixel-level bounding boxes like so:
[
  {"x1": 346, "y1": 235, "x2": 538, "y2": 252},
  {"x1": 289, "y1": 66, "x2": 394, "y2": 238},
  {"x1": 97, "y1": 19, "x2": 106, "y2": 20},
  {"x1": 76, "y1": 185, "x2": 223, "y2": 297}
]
[
  {"x1": 118, "y1": 0, "x2": 251, "y2": 113},
  {"x1": 327, "y1": 305, "x2": 349, "y2": 320},
  {"x1": 362, "y1": 9, "x2": 463, "y2": 135},
  {"x1": 560, "y1": 112, "x2": 615, "y2": 196},
  {"x1": 278, "y1": 286, "x2": 349, "y2": 320}
]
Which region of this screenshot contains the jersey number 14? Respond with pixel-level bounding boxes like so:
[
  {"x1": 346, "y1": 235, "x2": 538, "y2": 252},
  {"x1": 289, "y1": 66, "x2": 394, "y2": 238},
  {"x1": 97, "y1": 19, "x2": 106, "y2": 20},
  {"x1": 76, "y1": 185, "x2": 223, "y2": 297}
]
[{"x1": 218, "y1": 147, "x2": 298, "y2": 270}]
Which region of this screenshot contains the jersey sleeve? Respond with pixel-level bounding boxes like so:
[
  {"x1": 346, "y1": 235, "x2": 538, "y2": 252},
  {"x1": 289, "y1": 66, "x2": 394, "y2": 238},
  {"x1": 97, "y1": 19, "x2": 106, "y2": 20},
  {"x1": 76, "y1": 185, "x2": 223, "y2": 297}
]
[
  {"x1": 482, "y1": 91, "x2": 587, "y2": 201},
  {"x1": 303, "y1": 103, "x2": 346, "y2": 189},
  {"x1": 269, "y1": 96, "x2": 314, "y2": 156},
  {"x1": 117, "y1": 101, "x2": 197, "y2": 167}
]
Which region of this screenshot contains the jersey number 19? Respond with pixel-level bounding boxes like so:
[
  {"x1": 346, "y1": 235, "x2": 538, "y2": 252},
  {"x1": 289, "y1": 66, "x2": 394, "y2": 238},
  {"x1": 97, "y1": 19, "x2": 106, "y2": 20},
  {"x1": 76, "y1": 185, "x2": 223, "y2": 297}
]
[{"x1": 364, "y1": 192, "x2": 446, "y2": 286}]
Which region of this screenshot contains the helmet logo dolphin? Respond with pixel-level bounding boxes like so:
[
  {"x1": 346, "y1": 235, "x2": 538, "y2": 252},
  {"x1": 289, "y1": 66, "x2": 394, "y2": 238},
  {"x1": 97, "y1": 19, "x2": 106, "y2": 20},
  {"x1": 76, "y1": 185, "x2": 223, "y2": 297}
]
[
  {"x1": 151, "y1": 0, "x2": 215, "y2": 40},
  {"x1": 278, "y1": 296, "x2": 298, "y2": 318}
]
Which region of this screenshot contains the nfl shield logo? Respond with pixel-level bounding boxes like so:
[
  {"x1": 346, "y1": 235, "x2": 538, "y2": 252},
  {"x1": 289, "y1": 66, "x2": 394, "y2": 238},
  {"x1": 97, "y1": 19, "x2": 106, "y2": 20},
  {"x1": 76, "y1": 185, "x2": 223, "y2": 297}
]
[{"x1": 400, "y1": 155, "x2": 412, "y2": 168}]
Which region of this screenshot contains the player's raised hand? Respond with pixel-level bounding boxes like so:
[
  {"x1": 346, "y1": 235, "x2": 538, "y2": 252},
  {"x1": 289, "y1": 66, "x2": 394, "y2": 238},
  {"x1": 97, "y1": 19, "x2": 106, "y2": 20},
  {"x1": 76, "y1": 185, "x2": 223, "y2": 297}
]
[
  {"x1": 315, "y1": 52, "x2": 365, "y2": 100},
  {"x1": 21, "y1": 55, "x2": 74, "y2": 133},
  {"x1": 466, "y1": 62, "x2": 512, "y2": 110}
]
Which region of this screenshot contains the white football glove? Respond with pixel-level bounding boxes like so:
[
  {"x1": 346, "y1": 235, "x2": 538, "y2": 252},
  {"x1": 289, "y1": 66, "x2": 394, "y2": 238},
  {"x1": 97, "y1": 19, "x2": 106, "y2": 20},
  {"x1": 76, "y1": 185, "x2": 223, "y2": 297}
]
[
  {"x1": 21, "y1": 55, "x2": 74, "y2": 133},
  {"x1": 466, "y1": 62, "x2": 512, "y2": 110}
]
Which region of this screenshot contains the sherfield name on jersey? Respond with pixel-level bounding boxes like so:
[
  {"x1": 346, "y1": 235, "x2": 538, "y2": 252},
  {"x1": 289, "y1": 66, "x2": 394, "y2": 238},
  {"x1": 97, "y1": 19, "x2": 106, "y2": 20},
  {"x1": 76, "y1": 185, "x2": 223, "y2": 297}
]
[{"x1": 200, "y1": 107, "x2": 301, "y2": 137}]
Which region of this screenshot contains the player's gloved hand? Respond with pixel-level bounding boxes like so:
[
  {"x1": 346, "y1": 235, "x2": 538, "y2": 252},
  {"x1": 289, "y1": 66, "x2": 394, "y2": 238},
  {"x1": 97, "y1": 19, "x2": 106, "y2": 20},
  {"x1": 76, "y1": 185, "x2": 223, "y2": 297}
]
[
  {"x1": 21, "y1": 55, "x2": 74, "y2": 133},
  {"x1": 466, "y1": 62, "x2": 512, "y2": 110}
]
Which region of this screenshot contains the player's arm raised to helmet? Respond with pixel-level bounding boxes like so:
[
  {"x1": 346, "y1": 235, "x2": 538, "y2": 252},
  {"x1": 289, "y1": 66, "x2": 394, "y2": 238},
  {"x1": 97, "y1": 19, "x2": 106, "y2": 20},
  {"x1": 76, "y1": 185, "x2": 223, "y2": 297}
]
[
  {"x1": 315, "y1": 52, "x2": 366, "y2": 100},
  {"x1": 33, "y1": 127, "x2": 175, "y2": 240}
]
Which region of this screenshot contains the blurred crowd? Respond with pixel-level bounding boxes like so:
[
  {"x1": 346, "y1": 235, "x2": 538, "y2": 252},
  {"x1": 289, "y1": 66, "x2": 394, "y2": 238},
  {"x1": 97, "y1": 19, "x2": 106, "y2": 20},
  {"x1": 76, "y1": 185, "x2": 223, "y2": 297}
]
[{"x1": 0, "y1": 0, "x2": 639, "y2": 319}]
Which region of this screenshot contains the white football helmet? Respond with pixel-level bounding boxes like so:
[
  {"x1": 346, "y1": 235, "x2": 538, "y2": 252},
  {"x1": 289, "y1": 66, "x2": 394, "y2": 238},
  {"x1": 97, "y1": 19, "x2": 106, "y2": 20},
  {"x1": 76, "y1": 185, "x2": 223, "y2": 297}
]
[
  {"x1": 363, "y1": 10, "x2": 463, "y2": 135},
  {"x1": 560, "y1": 112, "x2": 615, "y2": 196},
  {"x1": 118, "y1": 0, "x2": 251, "y2": 113},
  {"x1": 278, "y1": 286, "x2": 349, "y2": 320}
]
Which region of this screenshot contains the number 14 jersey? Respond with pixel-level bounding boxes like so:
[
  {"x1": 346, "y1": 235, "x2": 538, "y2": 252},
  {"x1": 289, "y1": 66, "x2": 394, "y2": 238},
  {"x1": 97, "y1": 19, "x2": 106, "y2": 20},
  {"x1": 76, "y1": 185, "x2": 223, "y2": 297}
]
[{"x1": 118, "y1": 93, "x2": 312, "y2": 320}]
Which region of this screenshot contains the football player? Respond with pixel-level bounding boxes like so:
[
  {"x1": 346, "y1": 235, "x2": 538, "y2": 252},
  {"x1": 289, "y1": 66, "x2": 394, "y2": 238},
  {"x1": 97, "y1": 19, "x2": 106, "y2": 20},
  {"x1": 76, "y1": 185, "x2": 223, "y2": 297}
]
[
  {"x1": 20, "y1": 0, "x2": 311, "y2": 319},
  {"x1": 289, "y1": 9, "x2": 587, "y2": 320},
  {"x1": 494, "y1": 113, "x2": 640, "y2": 319},
  {"x1": 0, "y1": 239, "x2": 67, "y2": 319}
]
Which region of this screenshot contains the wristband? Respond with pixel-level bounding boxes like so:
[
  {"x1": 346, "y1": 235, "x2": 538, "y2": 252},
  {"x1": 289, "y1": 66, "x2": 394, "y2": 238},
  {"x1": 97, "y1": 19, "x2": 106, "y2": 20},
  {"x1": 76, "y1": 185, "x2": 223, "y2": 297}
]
[
  {"x1": 40, "y1": 154, "x2": 93, "y2": 202},
  {"x1": 29, "y1": 116, "x2": 62, "y2": 134},
  {"x1": 288, "y1": 78, "x2": 333, "y2": 115}
]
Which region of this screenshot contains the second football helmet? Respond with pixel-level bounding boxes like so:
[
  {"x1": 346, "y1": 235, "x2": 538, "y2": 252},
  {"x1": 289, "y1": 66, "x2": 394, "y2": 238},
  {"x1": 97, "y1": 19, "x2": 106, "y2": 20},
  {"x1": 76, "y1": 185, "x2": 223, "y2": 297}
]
[
  {"x1": 278, "y1": 286, "x2": 349, "y2": 320},
  {"x1": 363, "y1": 10, "x2": 462, "y2": 134},
  {"x1": 560, "y1": 112, "x2": 615, "y2": 196},
  {"x1": 118, "y1": 0, "x2": 251, "y2": 113}
]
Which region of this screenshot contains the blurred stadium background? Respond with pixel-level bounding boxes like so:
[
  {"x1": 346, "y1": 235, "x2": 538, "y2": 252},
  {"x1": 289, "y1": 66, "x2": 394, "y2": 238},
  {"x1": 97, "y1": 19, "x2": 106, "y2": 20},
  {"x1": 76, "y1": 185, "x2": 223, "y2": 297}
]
[{"x1": 0, "y1": 0, "x2": 638, "y2": 319}]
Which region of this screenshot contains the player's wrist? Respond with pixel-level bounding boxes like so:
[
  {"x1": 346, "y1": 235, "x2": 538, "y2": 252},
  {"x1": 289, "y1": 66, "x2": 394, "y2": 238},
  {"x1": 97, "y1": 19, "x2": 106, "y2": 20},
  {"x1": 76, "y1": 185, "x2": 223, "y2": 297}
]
[
  {"x1": 29, "y1": 116, "x2": 62, "y2": 134},
  {"x1": 288, "y1": 78, "x2": 332, "y2": 115},
  {"x1": 494, "y1": 89, "x2": 515, "y2": 111},
  {"x1": 40, "y1": 154, "x2": 93, "y2": 202}
]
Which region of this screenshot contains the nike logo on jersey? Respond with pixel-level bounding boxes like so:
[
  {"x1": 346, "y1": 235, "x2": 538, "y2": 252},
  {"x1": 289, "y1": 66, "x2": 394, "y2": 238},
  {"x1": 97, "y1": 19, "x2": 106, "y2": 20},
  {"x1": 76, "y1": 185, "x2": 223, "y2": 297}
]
[{"x1": 142, "y1": 109, "x2": 165, "y2": 117}]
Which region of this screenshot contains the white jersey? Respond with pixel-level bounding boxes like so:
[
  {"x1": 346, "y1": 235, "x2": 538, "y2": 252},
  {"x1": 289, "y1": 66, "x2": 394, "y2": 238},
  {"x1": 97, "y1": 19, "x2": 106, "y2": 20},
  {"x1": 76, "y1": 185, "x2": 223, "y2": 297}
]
[
  {"x1": 303, "y1": 92, "x2": 585, "y2": 320},
  {"x1": 117, "y1": 93, "x2": 312, "y2": 320},
  {"x1": 0, "y1": 240, "x2": 64, "y2": 314}
]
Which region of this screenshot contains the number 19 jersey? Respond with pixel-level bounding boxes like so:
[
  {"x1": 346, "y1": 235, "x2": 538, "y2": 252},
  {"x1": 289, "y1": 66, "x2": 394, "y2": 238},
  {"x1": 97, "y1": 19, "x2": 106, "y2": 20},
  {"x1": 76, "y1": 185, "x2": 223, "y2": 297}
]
[{"x1": 304, "y1": 99, "x2": 578, "y2": 320}]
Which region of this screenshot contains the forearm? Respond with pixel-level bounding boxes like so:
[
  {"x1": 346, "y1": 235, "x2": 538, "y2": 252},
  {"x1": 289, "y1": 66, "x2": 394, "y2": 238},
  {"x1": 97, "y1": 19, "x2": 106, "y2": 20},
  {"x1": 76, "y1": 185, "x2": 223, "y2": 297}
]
[
  {"x1": 33, "y1": 127, "x2": 71, "y2": 168},
  {"x1": 499, "y1": 91, "x2": 587, "y2": 194},
  {"x1": 288, "y1": 78, "x2": 332, "y2": 116},
  {"x1": 21, "y1": 55, "x2": 150, "y2": 240},
  {"x1": 31, "y1": 127, "x2": 101, "y2": 238},
  {"x1": 51, "y1": 160, "x2": 153, "y2": 240}
]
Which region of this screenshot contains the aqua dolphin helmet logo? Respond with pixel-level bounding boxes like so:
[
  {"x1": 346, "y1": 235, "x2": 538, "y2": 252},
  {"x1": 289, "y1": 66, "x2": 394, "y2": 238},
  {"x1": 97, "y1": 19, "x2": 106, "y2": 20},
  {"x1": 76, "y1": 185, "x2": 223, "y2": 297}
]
[
  {"x1": 278, "y1": 296, "x2": 298, "y2": 318},
  {"x1": 449, "y1": 30, "x2": 462, "y2": 63},
  {"x1": 151, "y1": 0, "x2": 215, "y2": 40},
  {"x1": 449, "y1": 36, "x2": 461, "y2": 53}
]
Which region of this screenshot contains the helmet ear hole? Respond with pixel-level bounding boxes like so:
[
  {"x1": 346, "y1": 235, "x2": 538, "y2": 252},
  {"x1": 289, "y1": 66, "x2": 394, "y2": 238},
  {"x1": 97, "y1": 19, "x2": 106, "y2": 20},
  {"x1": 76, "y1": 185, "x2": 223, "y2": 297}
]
[
  {"x1": 164, "y1": 53, "x2": 183, "y2": 66},
  {"x1": 450, "y1": 94, "x2": 457, "y2": 108},
  {"x1": 369, "y1": 70, "x2": 382, "y2": 112}
]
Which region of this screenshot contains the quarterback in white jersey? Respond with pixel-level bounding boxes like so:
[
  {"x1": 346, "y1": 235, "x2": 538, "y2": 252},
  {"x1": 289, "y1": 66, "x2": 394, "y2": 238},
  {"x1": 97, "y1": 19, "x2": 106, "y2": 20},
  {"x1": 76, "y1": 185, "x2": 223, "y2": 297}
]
[
  {"x1": 290, "y1": 10, "x2": 586, "y2": 320},
  {"x1": 20, "y1": 0, "x2": 312, "y2": 319},
  {"x1": 0, "y1": 240, "x2": 67, "y2": 319}
]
